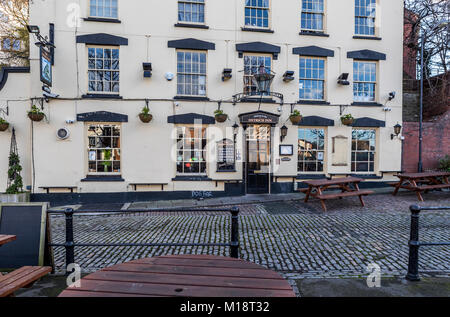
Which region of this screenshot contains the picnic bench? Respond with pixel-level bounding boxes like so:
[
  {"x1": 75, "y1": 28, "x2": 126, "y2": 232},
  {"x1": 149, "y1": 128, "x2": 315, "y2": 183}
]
[
  {"x1": 58, "y1": 255, "x2": 295, "y2": 297},
  {"x1": 0, "y1": 235, "x2": 16, "y2": 246},
  {"x1": 301, "y1": 177, "x2": 374, "y2": 212},
  {"x1": 390, "y1": 172, "x2": 450, "y2": 202}
]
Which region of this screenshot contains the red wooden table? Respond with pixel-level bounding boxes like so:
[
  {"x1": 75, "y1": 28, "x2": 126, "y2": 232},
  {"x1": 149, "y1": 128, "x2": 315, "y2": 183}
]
[
  {"x1": 391, "y1": 172, "x2": 450, "y2": 201},
  {"x1": 0, "y1": 235, "x2": 16, "y2": 246},
  {"x1": 59, "y1": 255, "x2": 295, "y2": 297}
]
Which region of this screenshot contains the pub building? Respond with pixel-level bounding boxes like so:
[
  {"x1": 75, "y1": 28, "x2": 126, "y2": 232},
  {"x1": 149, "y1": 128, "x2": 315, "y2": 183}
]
[{"x1": 0, "y1": 0, "x2": 404, "y2": 205}]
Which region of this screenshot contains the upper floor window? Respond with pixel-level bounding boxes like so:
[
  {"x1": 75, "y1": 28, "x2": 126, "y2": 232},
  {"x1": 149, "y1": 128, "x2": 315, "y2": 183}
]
[
  {"x1": 176, "y1": 127, "x2": 207, "y2": 175},
  {"x1": 177, "y1": 51, "x2": 207, "y2": 96},
  {"x1": 88, "y1": 124, "x2": 121, "y2": 174},
  {"x1": 355, "y1": 0, "x2": 376, "y2": 36},
  {"x1": 353, "y1": 61, "x2": 376, "y2": 102},
  {"x1": 245, "y1": 0, "x2": 270, "y2": 28},
  {"x1": 243, "y1": 54, "x2": 272, "y2": 95},
  {"x1": 352, "y1": 129, "x2": 376, "y2": 172},
  {"x1": 178, "y1": 0, "x2": 205, "y2": 23},
  {"x1": 301, "y1": 0, "x2": 324, "y2": 32},
  {"x1": 88, "y1": 47, "x2": 120, "y2": 93},
  {"x1": 90, "y1": 0, "x2": 118, "y2": 19},
  {"x1": 1, "y1": 38, "x2": 21, "y2": 51},
  {"x1": 299, "y1": 57, "x2": 325, "y2": 101},
  {"x1": 298, "y1": 128, "x2": 325, "y2": 173}
]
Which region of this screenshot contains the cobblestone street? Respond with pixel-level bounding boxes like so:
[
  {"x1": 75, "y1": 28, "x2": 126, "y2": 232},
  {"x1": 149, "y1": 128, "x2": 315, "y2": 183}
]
[{"x1": 49, "y1": 192, "x2": 450, "y2": 281}]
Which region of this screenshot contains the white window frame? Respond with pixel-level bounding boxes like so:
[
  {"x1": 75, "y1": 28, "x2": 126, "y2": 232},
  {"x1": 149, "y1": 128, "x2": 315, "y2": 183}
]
[
  {"x1": 243, "y1": 53, "x2": 272, "y2": 96},
  {"x1": 176, "y1": 50, "x2": 207, "y2": 97},
  {"x1": 354, "y1": 0, "x2": 377, "y2": 36},
  {"x1": 176, "y1": 126, "x2": 208, "y2": 176},
  {"x1": 89, "y1": 0, "x2": 119, "y2": 19},
  {"x1": 244, "y1": 0, "x2": 271, "y2": 29},
  {"x1": 353, "y1": 60, "x2": 377, "y2": 102},
  {"x1": 301, "y1": 0, "x2": 325, "y2": 32},
  {"x1": 351, "y1": 129, "x2": 376, "y2": 173},
  {"x1": 87, "y1": 46, "x2": 120, "y2": 95},
  {"x1": 299, "y1": 57, "x2": 326, "y2": 101},
  {"x1": 178, "y1": 0, "x2": 206, "y2": 24},
  {"x1": 87, "y1": 123, "x2": 122, "y2": 175},
  {"x1": 298, "y1": 128, "x2": 326, "y2": 173}
]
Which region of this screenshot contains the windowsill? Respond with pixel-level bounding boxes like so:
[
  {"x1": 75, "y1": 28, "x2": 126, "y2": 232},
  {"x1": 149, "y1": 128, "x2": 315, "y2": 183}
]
[
  {"x1": 172, "y1": 176, "x2": 212, "y2": 182},
  {"x1": 83, "y1": 17, "x2": 121, "y2": 23},
  {"x1": 82, "y1": 94, "x2": 123, "y2": 99},
  {"x1": 81, "y1": 175, "x2": 125, "y2": 182},
  {"x1": 216, "y1": 170, "x2": 237, "y2": 173},
  {"x1": 296, "y1": 174, "x2": 328, "y2": 180},
  {"x1": 241, "y1": 27, "x2": 274, "y2": 33},
  {"x1": 353, "y1": 35, "x2": 382, "y2": 40},
  {"x1": 349, "y1": 174, "x2": 382, "y2": 179},
  {"x1": 174, "y1": 23, "x2": 209, "y2": 29},
  {"x1": 173, "y1": 96, "x2": 210, "y2": 101},
  {"x1": 297, "y1": 100, "x2": 330, "y2": 105},
  {"x1": 299, "y1": 31, "x2": 329, "y2": 37},
  {"x1": 240, "y1": 97, "x2": 276, "y2": 103},
  {"x1": 351, "y1": 102, "x2": 383, "y2": 107}
]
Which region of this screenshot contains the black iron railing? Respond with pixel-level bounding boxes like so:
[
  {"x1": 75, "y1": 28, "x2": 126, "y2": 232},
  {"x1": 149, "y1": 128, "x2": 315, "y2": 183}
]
[
  {"x1": 48, "y1": 207, "x2": 240, "y2": 273},
  {"x1": 406, "y1": 205, "x2": 450, "y2": 281}
]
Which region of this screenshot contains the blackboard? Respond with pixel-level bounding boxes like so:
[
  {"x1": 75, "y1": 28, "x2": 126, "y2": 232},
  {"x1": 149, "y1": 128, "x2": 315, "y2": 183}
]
[{"x1": 0, "y1": 203, "x2": 48, "y2": 268}]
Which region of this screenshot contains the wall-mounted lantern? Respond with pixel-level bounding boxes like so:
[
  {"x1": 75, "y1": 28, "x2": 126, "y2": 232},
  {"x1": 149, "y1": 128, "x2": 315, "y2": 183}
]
[
  {"x1": 280, "y1": 125, "x2": 288, "y2": 142},
  {"x1": 282, "y1": 71, "x2": 295, "y2": 82},
  {"x1": 338, "y1": 73, "x2": 350, "y2": 86},
  {"x1": 391, "y1": 123, "x2": 402, "y2": 140},
  {"x1": 222, "y1": 68, "x2": 232, "y2": 81},
  {"x1": 388, "y1": 91, "x2": 396, "y2": 101},
  {"x1": 143, "y1": 63, "x2": 152, "y2": 78}
]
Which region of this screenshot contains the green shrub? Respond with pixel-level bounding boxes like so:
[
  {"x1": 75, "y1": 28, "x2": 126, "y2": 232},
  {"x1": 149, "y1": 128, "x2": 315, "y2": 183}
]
[{"x1": 439, "y1": 155, "x2": 450, "y2": 172}]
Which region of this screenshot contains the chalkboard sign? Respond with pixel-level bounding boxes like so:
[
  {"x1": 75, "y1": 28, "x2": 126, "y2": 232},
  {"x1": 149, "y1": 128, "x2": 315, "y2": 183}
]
[
  {"x1": 0, "y1": 203, "x2": 49, "y2": 268},
  {"x1": 217, "y1": 139, "x2": 235, "y2": 171}
]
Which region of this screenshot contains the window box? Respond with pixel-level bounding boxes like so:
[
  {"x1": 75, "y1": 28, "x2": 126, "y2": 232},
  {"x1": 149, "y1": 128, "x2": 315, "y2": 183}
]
[
  {"x1": 299, "y1": 31, "x2": 329, "y2": 37},
  {"x1": 82, "y1": 94, "x2": 122, "y2": 99},
  {"x1": 81, "y1": 175, "x2": 124, "y2": 182}
]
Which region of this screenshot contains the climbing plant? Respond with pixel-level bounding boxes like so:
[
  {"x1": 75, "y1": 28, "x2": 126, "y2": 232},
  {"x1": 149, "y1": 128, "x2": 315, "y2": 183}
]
[{"x1": 5, "y1": 128, "x2": 23, "y2": 194}]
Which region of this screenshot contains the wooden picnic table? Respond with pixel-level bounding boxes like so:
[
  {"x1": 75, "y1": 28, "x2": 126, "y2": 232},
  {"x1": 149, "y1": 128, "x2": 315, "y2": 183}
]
[
  {"x1": 301, "y1": 177, "x2": 374, "y2": 212},
  {"x1": 58, "y1": 255, "x2": 296, "y2": 297},
  {"x1": 0, "y1": 235, "x2": 16, "y2": 246},
  {"x1": 391, "y1": 172, "x2": 450, "y2": 202}
]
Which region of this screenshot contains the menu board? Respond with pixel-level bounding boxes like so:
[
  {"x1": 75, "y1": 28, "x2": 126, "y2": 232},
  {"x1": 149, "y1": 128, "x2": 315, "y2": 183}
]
[{"x1": 217, "y1": 139, "x2": 235, "y2": 171}]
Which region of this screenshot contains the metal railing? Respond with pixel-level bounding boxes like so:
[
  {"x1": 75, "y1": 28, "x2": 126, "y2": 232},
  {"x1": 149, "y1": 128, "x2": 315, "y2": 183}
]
[
  {"x1": 406, "y1": 205, "x2": 450, "y2": 281},
  {"x1": 48, "y1": 207, "x2": 240, "y2": 273}
]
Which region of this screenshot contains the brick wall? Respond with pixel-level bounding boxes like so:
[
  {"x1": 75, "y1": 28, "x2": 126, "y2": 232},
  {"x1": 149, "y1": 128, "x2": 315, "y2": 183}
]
[{"x1": 402, "y1": 110, "x2": 450, "y2": 172}]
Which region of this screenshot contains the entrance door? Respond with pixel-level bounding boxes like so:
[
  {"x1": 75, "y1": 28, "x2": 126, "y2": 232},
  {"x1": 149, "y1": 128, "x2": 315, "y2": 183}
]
[{"x1": 245, "y1": 125, "x2": 271, "y2": 194}]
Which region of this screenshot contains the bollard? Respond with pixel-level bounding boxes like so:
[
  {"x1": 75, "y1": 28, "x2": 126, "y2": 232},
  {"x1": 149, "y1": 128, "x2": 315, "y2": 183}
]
[
  {"x1": 64, "y1": 208, "x2": 75, "y2": 275},
  {"x1": 230, "y1": 207, "x2": 240, "y2": 259},
  {"x1": 406, "y1": 205, "x2": 421, "y2": 281}
]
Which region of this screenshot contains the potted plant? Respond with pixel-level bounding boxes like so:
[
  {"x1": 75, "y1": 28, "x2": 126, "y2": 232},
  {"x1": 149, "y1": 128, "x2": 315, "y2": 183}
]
[
  {"x1": 289, "y1": 110, "x2": 302, "y2": 125},
  {"x1": 1, "y1": 142, "x2": 29, "y2": 203},
  {"x1": 214, "y1": 109, "x2": 228, "y2": 123},
  {"x1": 0, "y1": 117, "x2": 9, "y2": 132},
  {"x1": 139, "y1": 106, "x2": 153, "y2": 123},
  {"x1": 102, "y1": 150, "x2": 112, "y2": 172},
  {"x1": 28, "y1": 105, "x2": 46, "y2": 122},
  {"x1": 341, "y1": 114, "x2": 354, "y2": 126}
]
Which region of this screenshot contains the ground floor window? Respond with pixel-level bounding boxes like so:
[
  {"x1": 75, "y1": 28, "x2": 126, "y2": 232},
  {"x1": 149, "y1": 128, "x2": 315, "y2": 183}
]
[
  {"x1": 352, "y1": 129, "x2": 376, "y2": 172},
  {"x1": 88, "y1": 124, "x2": 121, "y2": 173},
  {"x1": 298, "y1": 128, "x2": 325, "y2": 172},
  {"x1": 217, "y1": 139, "x2": 236, "y2": 172},
  {"x1": 176, "y1": 126, "x2": 207, "y2": 174}
]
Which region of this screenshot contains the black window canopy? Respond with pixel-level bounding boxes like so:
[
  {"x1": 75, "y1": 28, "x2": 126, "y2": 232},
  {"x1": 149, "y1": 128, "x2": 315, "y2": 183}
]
[
  {"x1": 297, "y1": 116, "x2": 335, "y2": 127},
  {"x1": 77, "y1": 111, "x2": 128, "y2": 123},
  {"x1": 352, "y1": 117, "x2": 386, "y2": 127},
  {"x1": 292, "y1": 46, "x2": 334, "y2": 57},
  {"x1": 76, "y1": 33, "x2": 128, "y2": 46},
  {"x1": 168, "y1": 38, "x2": 215, "y2": 50},
  {"x1": 236, "y1": 42, "x2": 281, "y2": 59},
  {"x1": 347, "y1": 49, "x2": 386, "y2": 61},
  {"x1": 167, "y1": 113, "x2": 215, "y2": 124}
]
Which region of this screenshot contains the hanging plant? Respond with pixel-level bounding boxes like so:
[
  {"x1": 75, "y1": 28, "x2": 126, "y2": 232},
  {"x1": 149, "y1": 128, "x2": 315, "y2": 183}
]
[
  {"x1": 214, "y1": 109, "x2": 228, "y2": 123},
  {"x1": 340, "y1": 114, "x2": 354, "y2": 126},
  {"x1": 289, "y1": 109, "x2": 302, "y2": 125},
  {"x1": 28, "y1": 105, "x2": 46, "y2": 122},
  {"x1": 0, "y1": 117, "x2": 9, "y2": 132},
  {"x1": 139, "y1": 105, "x2": 153, "y2": 123}
]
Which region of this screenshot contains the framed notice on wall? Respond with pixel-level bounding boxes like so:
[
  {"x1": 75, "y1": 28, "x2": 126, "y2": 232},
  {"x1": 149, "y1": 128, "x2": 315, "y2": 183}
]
[
  {"x1": 40, "y1": 46, "x2": 52, "y2": 87},
  {"x1": 217, "y1": 139, "x2": 236, "y2": 171},
  {"x1": 279, "y1": 145, "x2": 294, "y2": 156}
]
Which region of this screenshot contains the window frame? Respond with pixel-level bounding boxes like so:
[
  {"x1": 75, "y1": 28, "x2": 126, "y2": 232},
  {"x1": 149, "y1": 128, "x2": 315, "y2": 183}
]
[
  {"x1": 351, "y1": 128, "x2": 377, "y2": 173},
  {"x1": 300, "y1": 0, "x2": 326, "y2": 33},
  {"x1": 86, "y1": 123, "x2": 122, "y2": 176},
  {"x1": 87, "y1": 45, "x2": 120, "y2": 95},
  {"x1": 1, "y1": 38, "x2": 22, "y2": 52},
  {"x1": 177, "y1": 0, "x2": 206, "y2": 25},
  {"x1": 353, "y1": 60, "x2": 378, "y2": 103},
  {"x1": 88, "y1": 0, "x2": 119, "y2": 20},
  {"x1": 176, "y1": 49, "x2": 208, "y2": 97},
  {"x1": 354, "y1": 0, "x2": 377, "y2": 36},
  {"x1": 297, "y1": 127, "x2": 326, "y2": 174},
  {"x1": 176, "y1": 125, "x2": 208, "y2": 176},
  {"x1": 243, "y1": 53, "x2": 273, "y2": 97},
  {"x1": 244, "y1": 0, "x2": 271, "y2": 29},
  {"x1": 299, "y1": 56, "x2": 327, "y2": 101}
]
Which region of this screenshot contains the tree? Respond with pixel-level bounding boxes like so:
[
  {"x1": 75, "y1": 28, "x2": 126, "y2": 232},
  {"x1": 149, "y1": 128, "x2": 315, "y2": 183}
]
[
  {"x1": 404, "y1": 0, "x2": 449, "y2": 117},
  {"x1": 0, "y1": 0, "x2": 29, "y2": 67},
  {"x1": 5, "y1": 128, "x2": 23, "y2": 194}
]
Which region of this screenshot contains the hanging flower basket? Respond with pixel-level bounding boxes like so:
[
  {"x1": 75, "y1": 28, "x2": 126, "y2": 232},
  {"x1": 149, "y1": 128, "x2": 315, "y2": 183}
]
[
  {"x1": 139, "y1": 113, "x2": 153, "y2": 123},
  {"x1": 340, "y1": 116, "x2": 354, "y2": 126},
  {"x1": 289, "y1": 114, "x2": 302, "y2": 125},
  {"x1": 28, "y1": 113, "x2": 45, "y2": 122},
  {"x1": 0, "y1": 122, "x2": 9, "y2": 132},
  {"x1": 215, "y1": 114, "x2": 228, "y2": 123}
]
